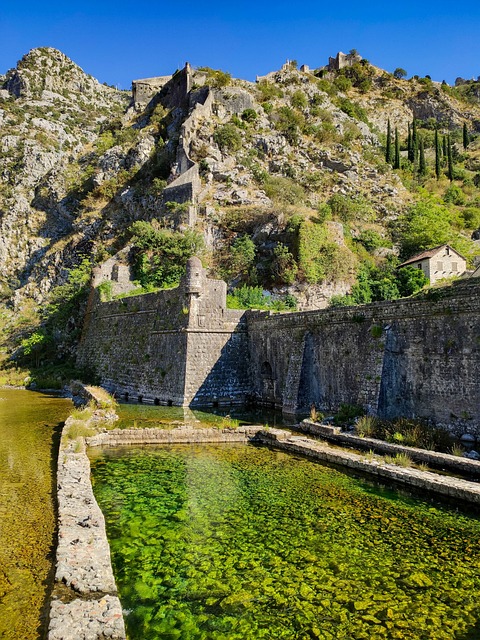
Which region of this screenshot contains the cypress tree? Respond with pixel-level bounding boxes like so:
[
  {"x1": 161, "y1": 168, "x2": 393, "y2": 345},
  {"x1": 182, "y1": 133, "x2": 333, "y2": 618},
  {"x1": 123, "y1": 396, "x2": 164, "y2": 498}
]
[
  {"x1": 435, "y1": 129, "x2": 441, "y2": 179},
  {"x1": 443, "y1": 134, "x2": 448, "y2": 162},
  {"x1": 386, "y1": 119, "x2": 393, "y2": 164},
  {"x1": 407, "y1": 123, "x2": 412, "y2": 163},
  {"x1": 447, "y1": 134, "x2": 454, "y2": 181},
  {"x1": 394, "y1": 127, "x2": 401, "y2": 169},
  {"x1": 408, "y1": 122, "x2": 415, "y2": 163},
  {"x1": 463, "y1": 122, "x2": 469, "y2": 150},
  {"x1": 419, "y1": 136, "x2": 426, "y2": 176},
  {"x1": 412, "y1": 119, "x2": 418, "y2": 164}
]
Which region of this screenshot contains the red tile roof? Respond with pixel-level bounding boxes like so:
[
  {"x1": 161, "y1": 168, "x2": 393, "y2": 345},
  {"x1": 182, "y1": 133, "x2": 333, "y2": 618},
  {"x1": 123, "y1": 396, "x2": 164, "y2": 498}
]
[{"x1": 399, "y1": 244, "x2": 465, "y2": 267}]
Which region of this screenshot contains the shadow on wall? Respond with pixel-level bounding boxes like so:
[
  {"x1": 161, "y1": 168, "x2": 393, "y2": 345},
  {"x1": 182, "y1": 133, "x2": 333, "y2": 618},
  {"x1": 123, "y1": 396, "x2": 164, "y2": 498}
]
[{"x1": 188, "y1": 329, "x2": 251, "y2": 407}]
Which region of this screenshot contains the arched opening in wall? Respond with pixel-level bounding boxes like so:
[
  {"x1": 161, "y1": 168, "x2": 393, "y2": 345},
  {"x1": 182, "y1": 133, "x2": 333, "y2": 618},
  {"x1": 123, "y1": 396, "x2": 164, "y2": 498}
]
[
  {"x1": 124, "y1": 392, "x2": 129, "y2": 401},
  {"x1": 167, "y1": 400, "x2": 173, "y2": 407},
  {"x1": 154, "y1": 398, "x2": 160, "y2": 406},
  {"x1": 137, "y1": 395, "x2": 143, "y2": 404},
  {"x1": 261, "y1": 361, "x2": 273, "y2": 379}
]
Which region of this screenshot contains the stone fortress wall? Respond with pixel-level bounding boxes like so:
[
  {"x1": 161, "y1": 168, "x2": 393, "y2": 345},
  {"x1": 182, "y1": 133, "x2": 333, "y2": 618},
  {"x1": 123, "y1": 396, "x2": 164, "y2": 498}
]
[
  {"x1": 78, "y1": 259, "x2": 480, "y2": 434},
  {"x1": 77, "y1": 257, "x2": 251, "y2": 407}
]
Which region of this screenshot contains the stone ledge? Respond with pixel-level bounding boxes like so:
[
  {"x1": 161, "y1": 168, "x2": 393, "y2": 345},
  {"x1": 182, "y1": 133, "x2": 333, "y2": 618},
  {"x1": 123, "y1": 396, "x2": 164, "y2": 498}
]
[
  {"x1": 299, "y1": 420, "x2": 480, "y2": 477},
  {"x1": 48, "y1": 387, "x2": 126, "y2": 640},
  {"x1": 256, "y1": 430, "x2": 480, "y2": 505},
  {"x1": 87, "y1": 425, "x2": 265, "y2": 447},
  {"x1": 49, "y1": 596, "x2": 125, "y2": 640}
]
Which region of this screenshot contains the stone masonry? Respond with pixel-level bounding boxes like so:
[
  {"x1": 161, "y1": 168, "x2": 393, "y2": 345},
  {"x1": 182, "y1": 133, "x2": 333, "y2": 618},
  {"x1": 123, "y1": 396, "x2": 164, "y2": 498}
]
[
  {"x1": 77, "y1": 265, "x2": 480, "y2": 434},
  {"x1": 77, "y1": 257, "x2": 251, "y2": 407}
]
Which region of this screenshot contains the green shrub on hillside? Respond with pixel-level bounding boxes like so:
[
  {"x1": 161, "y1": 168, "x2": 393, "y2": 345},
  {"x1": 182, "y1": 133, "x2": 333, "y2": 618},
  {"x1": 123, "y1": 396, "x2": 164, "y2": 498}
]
[
  {"x1": 197, "y1": 67, "x2": 232, "y2": 88},
  {"x1": 330, "y1": 260, "x2": 428, "y2": 307},
  {"x1": 263, "y1": 175, "x2": 305, "y2": 205},
  {"x1": 297, "y1": 220, "x2": 355, "y2": 284},
  {"x1": 398, "y1": 198, "x2": 454, "y2": 259},
  {"x1": 274, "y1": 106, "x2": 306, "y2": 145},
  {"x1": 257, "y1": 81, "x2": 283, "y2": 102},
  {"x1": 291, "y1": 90, "x2": 308, "y2": 109},
  {"x1": 227, "y1": 285, "x2": 297, "y2": 310},
  {"x1": 129, "y1": 221, "x2": 203, "y2": 289},
  {"x1": 214, "y1": 123, "x2": 242, "y2": 152}
]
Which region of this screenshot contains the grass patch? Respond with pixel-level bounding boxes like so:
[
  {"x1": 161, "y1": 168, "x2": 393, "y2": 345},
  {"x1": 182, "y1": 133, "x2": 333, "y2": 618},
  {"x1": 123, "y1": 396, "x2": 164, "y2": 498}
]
[
  {"x1": 66, "y1": 420, "x2": 96, "y2": 440},
  {"x1": 384, "y1": 453, "x2": 412, "y2": 468}
]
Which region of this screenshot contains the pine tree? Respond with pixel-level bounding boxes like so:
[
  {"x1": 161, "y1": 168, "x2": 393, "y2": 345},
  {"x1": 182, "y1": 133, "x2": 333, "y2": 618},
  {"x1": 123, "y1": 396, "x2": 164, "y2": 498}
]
[
  {"x1": 447, "y1": 134, "x2": 454, "y2": 181},
  {"x1": 463, "y1": 122, "x2": 469, "y2": 150},
  {"x1": 386, "y1": 119, "x2": 393, "y2": 164},
  {"x1": 419, "y1": 136, "x2": 426, "y2": 176},
  {"x1": 435, "y1": 129, "x2": 441, "y2": 179},
  {"x1": 394, "y1": 127, "x2": 401, "y2": 169}
]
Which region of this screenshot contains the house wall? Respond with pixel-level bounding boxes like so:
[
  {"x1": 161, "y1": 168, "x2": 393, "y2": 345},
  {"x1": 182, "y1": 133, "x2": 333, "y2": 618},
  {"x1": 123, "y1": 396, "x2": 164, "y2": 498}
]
[{"x1": 428, "y1": 247, "x2": 467, "y2": 284}]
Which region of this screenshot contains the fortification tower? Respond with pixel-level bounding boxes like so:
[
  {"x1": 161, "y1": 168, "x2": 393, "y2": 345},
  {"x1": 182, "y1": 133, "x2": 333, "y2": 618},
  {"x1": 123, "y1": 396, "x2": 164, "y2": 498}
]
[{"x1": 185, "y1": 256, "x2": 204, "y2": 295}]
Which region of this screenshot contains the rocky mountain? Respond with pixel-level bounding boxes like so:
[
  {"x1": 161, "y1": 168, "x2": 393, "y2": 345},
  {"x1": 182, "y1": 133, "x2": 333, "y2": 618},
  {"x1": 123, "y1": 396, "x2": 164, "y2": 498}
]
[{"x1": 1, "y1": 48, "x2": 480, "y2": 382}]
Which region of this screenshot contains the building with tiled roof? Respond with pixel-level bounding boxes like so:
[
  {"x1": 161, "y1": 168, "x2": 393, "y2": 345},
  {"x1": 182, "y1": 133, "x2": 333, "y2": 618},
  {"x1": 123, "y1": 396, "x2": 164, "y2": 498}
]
[{"x1": 398, "y1": 244, "x2": 466, "y2": 284}]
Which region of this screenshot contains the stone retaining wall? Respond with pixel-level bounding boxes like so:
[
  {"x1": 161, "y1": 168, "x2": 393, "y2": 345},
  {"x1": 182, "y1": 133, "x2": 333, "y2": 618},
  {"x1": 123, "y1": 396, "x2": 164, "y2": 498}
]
[
  {"x1": 298, "y1": 420, "x2": 480, "y2": 477},
  {"x1": 87, "y1": 425, "x2": 263, "y2": 447},
  {"x1": 255, "y1": 430, "x2": 480, "y2": 506},
  {"x1": 48, "y1": 401, "x2": 126, "y2": 639}
]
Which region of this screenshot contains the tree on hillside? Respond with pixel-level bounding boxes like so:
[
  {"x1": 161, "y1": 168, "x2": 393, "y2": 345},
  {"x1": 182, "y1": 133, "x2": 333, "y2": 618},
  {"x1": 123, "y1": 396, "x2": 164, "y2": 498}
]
[
  {"x1": 463, "y1": 123, "x2": 470, "y2": 150},
  {"x1": 393, "y1": 67, "x2": 407, "y2": 79},
  {"x1": 447, "y1": 135, "x2": 454, "y2": 181},
  {"x1": 435, "y1": 129, "x2": 441, "y2": 179},
  {"x1": 394, "y1": 127, "x2": 401, "y2": 169},
  {"x1": 419, "y1": 136, "x2": 426, "y2": 176},
  {"x1": 442, "y1": 135, "x2": 448, "y2": 161},
  {"x1": 407, "y1": 123, "x2": 412, "y2": 162},
  {"x1": 399, "y1": 198, "x2": 453, "y2": 258},
  {"x1": 411, "y1": 120, "x2": 418, "y2": 164},
  {"x1": 386, "y1": 119, "x2": 393, "y2": 164}
]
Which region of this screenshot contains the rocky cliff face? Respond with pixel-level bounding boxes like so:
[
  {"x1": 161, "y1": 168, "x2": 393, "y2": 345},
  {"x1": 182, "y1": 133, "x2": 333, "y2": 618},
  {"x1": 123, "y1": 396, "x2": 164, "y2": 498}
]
[
  {"x1": 0, "y1": 48, "x2": 129, "y2": 302},
  {"x1": 1, "y1": 48, "x2": 480, "y2": 315}
]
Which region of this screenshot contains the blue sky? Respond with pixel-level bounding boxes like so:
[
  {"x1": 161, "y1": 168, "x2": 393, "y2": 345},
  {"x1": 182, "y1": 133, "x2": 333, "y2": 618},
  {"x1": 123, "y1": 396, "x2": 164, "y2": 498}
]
[{"x1": 1, "y1": 1, "x2": 479, "y2": 89}]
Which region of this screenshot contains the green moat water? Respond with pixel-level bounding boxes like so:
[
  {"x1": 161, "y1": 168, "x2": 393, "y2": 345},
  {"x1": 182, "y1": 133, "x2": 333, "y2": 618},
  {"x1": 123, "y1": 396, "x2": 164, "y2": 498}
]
[
  {"x1": 0, "y1": 388, "x2": 71, "y2": 640},
  {"x1": 115, "y1": 401, "x2": 292, "y2": 430},
  {"x1": 90, "y1": 443, "x2": 480, "y2": 640}
]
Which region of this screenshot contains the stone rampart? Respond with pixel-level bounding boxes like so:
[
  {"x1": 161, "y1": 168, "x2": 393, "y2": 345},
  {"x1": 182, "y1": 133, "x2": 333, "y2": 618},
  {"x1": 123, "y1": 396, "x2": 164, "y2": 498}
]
[
  {"x1": 132, "y1": 75, "x2": 172, "y2": 108},
  {"x1": 78, "y1": 264, "x2": 480, "y2": 432},
  {"x1": 247, "y1": 281, "x2": 480, "y2": 432},
  {"x1": 162, "y1": 85, "x2": 214, "y2": 216},
  {"x1": 77, "y1": 258, "x2": 250, "y2": 407}
]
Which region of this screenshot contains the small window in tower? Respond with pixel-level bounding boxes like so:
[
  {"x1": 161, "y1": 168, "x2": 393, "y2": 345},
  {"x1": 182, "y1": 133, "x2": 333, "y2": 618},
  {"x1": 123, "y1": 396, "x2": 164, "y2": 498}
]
[{"x1": 452, "y1": 262, "x2": 458, "y2": 272}]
